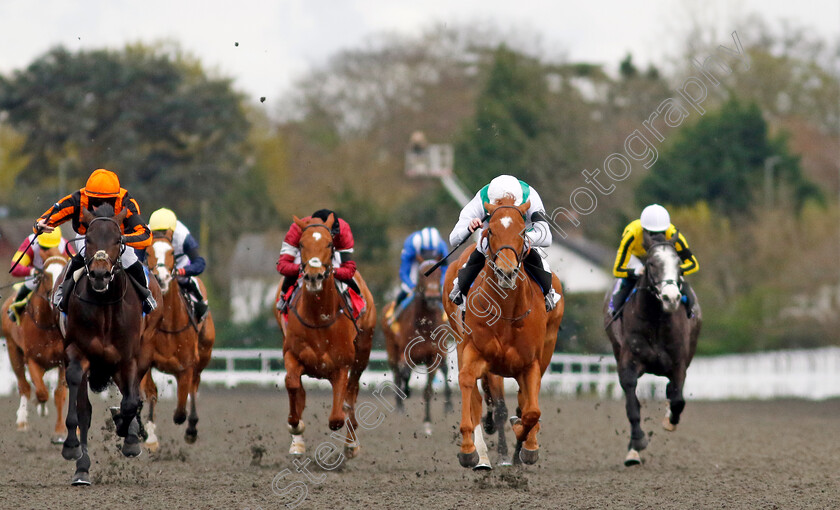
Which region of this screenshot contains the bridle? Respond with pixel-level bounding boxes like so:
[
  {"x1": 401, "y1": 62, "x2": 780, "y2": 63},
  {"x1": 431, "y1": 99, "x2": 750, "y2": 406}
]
[
  {"x1": 83, "y1": 216, "x2": 126, "y2": 289},
  {"x1": 641, "y1": 241, "x2": 681, "y2": 303},
  {"x1": 484, "y1": 205, "x2": 528, "y2": 280},
  {"x1": 298, "y1": 223, "x2": 335, "y2": 279}
]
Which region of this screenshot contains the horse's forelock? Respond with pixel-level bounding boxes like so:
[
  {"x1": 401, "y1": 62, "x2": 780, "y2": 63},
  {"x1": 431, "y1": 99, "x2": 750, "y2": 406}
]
[{"x1": 93, "y1": 203, "x2": 116, "y2": 218}]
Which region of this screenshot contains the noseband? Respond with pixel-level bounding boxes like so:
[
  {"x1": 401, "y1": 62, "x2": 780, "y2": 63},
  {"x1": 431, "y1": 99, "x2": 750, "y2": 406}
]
[
  {"x1": 84, "y1": 216, "x2": 126, "y2": 285},
  {"x1": 484, "y1": 205, "x2": 527, "y2": 276}
]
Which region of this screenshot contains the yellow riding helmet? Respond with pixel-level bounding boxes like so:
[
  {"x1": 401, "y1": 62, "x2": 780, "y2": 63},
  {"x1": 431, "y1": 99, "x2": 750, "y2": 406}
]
[
  {"x1": 38, "y1": 226, "x2": 63, "y2": 248},
  {"x1": 149, "y1": 208, "x2": 177, "y2": 231}
]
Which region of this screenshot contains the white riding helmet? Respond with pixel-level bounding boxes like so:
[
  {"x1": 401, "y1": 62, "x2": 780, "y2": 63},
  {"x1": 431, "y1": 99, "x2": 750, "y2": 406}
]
[
  {"x1": 640, "y1": 204, "x2": 671, "y2": 232},
  {"x1": 487, "y1": 175, "x2": 523, "y2": 205}
]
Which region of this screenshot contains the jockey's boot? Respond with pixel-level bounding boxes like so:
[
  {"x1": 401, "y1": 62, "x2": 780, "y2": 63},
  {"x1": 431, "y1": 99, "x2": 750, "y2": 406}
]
[
  {"x1": 180, "y1": 276, "x2": 208, "y2": 321},
  {"x1": 681, "y1": 280, "x2": 697, "y2": 318},
  {"x1": 276, "y1": 278, "x2": 296, "y2": 312},
  {"x1": 387, "y1": 289, "x2": 410, "y2": 325},
  {"x1": 609, "y1": 277, "x2": 637, "y2": 319},
  {"x1": 125, "y1": 261, "x2": 157, "y2": 314},
  {"x1": 7, "y1": 284, "x2": 32, "y2": 323},
  {"x1": 56, "y1": 254, "x2": 86, "y2": 313},
  {"x1": 449, "y1": 249, "x2": 485, "y2": 307},
  {"x1": 341, "y1": 277, "x2": 365, "y2": 315},
  {"x1": 523, "y1": 250, "x2": 557, "y2": 312}
]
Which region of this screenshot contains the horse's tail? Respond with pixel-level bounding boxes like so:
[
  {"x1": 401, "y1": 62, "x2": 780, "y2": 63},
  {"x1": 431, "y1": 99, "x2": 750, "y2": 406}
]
[{"x1": 88, "y1": 358, "x2": 115, "y2": 393}]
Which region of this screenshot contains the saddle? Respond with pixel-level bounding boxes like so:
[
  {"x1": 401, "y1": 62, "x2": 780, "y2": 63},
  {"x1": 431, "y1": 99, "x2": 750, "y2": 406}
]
[{"x1": 281, "y1": 277, "x2": 366, "y2": 320}]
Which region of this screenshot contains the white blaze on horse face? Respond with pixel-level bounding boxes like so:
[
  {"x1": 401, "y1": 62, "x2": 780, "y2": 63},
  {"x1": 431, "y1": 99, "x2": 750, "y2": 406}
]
[
  {"x1": 44, "y1": 261, "x2": 65, "y2": 291},
  {"x1": 308, "y1": 257, "x2": 322, "y2": 268},
  {"x1": 500, "y1": 216, "x2": 513, "y2": 229},
  {"x1": 153, "y1": 241, "x2": 173, "y2": 292},
  {"x1": 312, "y1": 232, "x2": 322, "y2": 241},
  {"x1": 652, "y1": 246, "x2": 682, "y2": 313}
]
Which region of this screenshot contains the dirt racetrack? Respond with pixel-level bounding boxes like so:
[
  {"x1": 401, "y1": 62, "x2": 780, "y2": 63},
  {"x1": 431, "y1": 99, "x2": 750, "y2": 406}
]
[{"x1": 0, "y1": 386, "x2": 838, "y2": 510}]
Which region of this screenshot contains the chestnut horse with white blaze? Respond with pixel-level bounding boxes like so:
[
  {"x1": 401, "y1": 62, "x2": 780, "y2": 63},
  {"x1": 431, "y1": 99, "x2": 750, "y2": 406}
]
[
  {"x1": 141, "y1": 231, "x2": 216, "y2": 450},
  {"x1": 382, "y1": 258, "x2": 453, "y2": 435},
  {"x1": 443, "y1": 198, "x2": 564, "y2": 470},
  {"x1": 275, "y1": 214, "x2": 376, "y2": 459},
  {"x1": 1, "y1": 253, "x2": 69, "y2": 442}
]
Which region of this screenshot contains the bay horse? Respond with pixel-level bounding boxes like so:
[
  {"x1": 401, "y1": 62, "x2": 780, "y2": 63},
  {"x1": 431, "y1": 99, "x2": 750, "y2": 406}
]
[
  {"x1": 60, "y1": 205, "x2": 162, "y2": 485},
  {"x1": 382, "y1": 258, "x2": 453, "y2": 435},
  {"x1": 274, "y1": 214, "x2": 376, "y2": 459},
  {"x1": 1, "y1": 253, "x2": 69, "y2": 442},
  {"x1": 140, "y1": 231, "x2": 216, "y2": 451},
  {"x1": 603, "y1": 231, "x2": 702, "y2": 466},
  {"x1": 442, "y1": 198, "x2": 564, "y2": 470}
]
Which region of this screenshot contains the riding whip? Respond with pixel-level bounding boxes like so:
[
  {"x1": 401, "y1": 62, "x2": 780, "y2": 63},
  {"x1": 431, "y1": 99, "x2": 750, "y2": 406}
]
[
  {"x1": 423, "y1": 214, "x2": 488, "y2": 277},
  {"x1": 10, "y1": 211, "x2": 54, "y2": 274}
]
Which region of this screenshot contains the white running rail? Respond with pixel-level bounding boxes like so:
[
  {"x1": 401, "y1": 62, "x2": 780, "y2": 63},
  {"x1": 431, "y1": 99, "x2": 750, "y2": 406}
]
[{"x1": 2, "y1": 341, "x2": 839, "y2": 401}]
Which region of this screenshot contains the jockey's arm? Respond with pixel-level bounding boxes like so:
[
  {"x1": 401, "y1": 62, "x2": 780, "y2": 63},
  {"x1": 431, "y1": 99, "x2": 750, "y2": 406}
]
[
  {"x1": 449, "y1": 193, "x2": 485, "y2": 247},
  {"x1": 613, "y1": 227, "x2": 636, "y2": 278},
  {"x1": 524, "y1": 189, "x2": 552, "y2": 248},
  {"x1": 120, "y1": 195, "x2": 152, "y2": 249},
  {"x1": 10, "y1": 236, "x2": 35, "y2": 277},
  {"x1": 178, "y1": 234, "x2": 206, "y2": 276},
  {"x1": 398, "y1": 236, "x2": 417, "y2": 289},
  {"x1": 34, "y1": 193, "x2": 77, "y2": 234},
  {"x1": 674, "y1": 231, "x2": 699, "y2": 275},
  {"x1": 276, "y1": 224, "x2": 302, "y2": 277},
  {"x1": 333, "y1": 220, "x2": 356, "y2": 281}
]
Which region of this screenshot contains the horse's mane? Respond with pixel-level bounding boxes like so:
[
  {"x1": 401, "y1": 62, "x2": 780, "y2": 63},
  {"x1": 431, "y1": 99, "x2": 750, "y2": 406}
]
[{"x1": 93, "y1": 204, "x2": 116, "y2": 218}]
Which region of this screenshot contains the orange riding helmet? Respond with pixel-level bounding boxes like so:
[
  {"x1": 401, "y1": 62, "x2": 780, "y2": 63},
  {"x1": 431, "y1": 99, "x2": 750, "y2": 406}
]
[{"x1": 84, "y1": 169, "x2": 121, "y2": 198}]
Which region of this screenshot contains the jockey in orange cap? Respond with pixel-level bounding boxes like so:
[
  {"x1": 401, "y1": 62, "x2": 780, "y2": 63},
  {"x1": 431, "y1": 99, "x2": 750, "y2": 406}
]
[{"x1": 34, "y1": 168, "x2": 156, "y2": 313}]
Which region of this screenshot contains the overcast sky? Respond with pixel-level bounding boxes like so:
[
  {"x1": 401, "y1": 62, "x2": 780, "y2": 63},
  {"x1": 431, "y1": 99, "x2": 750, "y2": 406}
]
[{"x1": 1, "y1": 0, "x2": 837, "y2": 105}]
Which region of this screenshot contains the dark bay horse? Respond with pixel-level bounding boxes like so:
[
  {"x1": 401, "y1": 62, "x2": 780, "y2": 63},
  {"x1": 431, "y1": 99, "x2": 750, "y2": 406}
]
[
  {"x1": 60, "y1": 205, "x2": 161, "y2": 485},
  {"x1": 1, "y1": 253, "x2": 68, "y2": 441},
  {"x1": 382, "y1": 258, "x2": 453, "y2": 435},
  {"x1": 274, "y1": 214, "x2": 376, "y2": 459},
  {"x1": 442, "y1": 198, "x2": 564, "y2": 470},
  {"x1": 141, "y1": 232, "x2": 216, "y2": 450},
  {"x1": 603, "y1": 231, "x2": 702, "y2": 466}
]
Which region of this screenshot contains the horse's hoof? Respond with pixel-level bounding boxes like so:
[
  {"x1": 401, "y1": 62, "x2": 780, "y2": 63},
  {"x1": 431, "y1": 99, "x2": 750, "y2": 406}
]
[
  {"x1": 16, "y1": 422, "x2": 28, "y2": 432},
  {"x1": 473, "y1": 462, "x2": 492, "y2": 472},
  {"x1": 519, "y1": 447, "x2": 539, "y2": 465},
  {"x1": 624, "y1": 449, "x2": 642, "y2": 466},
  {"x1": 287, "y1": 421, "x2": 305, "y2": 435},
  {"x1": 184, "y1": 431, "x2": 197, "y2": 444},
  {"x1": 71, "y1": 471, "x2": 91, "y2": 486},
  {"x1": 458, "y1": 450, "x2": 479, "y2": 468},
  {"x1": 62, "y1": 443, "x2": 82, "y2": 461},
  {"x1": 145, "y1": 441, "x2": 160, "y2": 453},
  {"x1": 121, "y1": 438, "x2": 142, "y2": 458},
  {"x1": 423, "y1": 422, "x2": 433, "y2": 436},
  {"x1": 51, "y1": 435, "x2": 66, "y2": 445},
  {"x1": 328, "y1": 419, "x2": 344, "y2": 431},
  {"x1": 662, "y1": 416, "x2": 677, "y2": 432},
  {"x1": 173, "y1": 411, "x2": 187, "y2": 425},
  {"x1": 289, "y1": 435, "x2": 306, "y2": 456},
  {"x1": 344, "y1": 444, "x2": 360, "y2": 459}
]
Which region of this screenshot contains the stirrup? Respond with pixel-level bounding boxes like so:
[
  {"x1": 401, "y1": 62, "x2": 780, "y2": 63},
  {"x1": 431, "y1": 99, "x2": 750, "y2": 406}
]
[
  {"x1": 276, "y1": 296, "x2": 287, "y2": 312},
  {"x1": 143, "y1": 294, "x2": 157, "y2": 314},
  {"x1": 448, "y1": 285, "x2": 463, "y2": 306}
]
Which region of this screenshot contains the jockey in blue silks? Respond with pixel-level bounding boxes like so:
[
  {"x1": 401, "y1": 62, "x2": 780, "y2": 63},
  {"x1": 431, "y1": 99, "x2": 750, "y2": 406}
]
[{"x1": 391, "y1": 227, "x2": 449, "y2": 322}]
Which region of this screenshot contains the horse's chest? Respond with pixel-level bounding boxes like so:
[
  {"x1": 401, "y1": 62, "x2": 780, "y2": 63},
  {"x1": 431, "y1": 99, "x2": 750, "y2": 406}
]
[{"x1": 626, "y1": 334, "x2": 674, "y2": 372}]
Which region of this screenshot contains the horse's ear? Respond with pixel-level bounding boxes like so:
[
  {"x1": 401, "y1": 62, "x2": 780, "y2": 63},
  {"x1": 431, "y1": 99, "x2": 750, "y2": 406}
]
[
  {"x1": 324, "y1": 213, "x2": 335, "y2": 229},
  {"x1": 82, "y1": 207, "x2": 95, "y2": 223},
  {"x1": 116, "y1": 207, "x2": 129, "y2": 223},
  {"x1": 518, "y1": 200, "x2": 531, "y2": 218},
  {"x1": 484, "y1": 202, "x2": 497, "y2": 215},
  {"x1": 293, "y1": 215, "x2": 306, "y2": 229},
  {"x1": 642, "y1": 229, "x2": 653, "y2": 251}
]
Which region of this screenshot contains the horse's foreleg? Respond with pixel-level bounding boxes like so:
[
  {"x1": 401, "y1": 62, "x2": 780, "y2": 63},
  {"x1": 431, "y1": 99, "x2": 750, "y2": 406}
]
[
  {"x1": 140, "y1": 370, "x2": 159, "y2": 452},
  {"x1": 457, "y1": 346, "x2": 486, "y2": 468},
  {"x1": 284, "y1": 353, "x2": 306, "y2": 455},
  {"x1": 62, "y1": 357, "x2": 83, "y2": 461},
  {"x1": 173, "y1": 368, "x2": 192, "y2": 425},
  {"x1": 488, "y1": 377, "x2": 510, "y2": 464},
  {"x1": 328, "y1": 368, "x2": 349, "y2": 431},
  {"x1": 441, "y1": 356, "x2": 454, "y2": 414},
  {"x1": 422, "y1": 371, "x2": 434, "y2": 435},
  {"x1": 8, "y1": 341, "x2": 31, "y2": 431},
  {"x1": 71, "y1": 372, "x2": 92, "y2": 486},
  {"x1": 391, "y1": 368, "x2": 405, "y2": 411},
  {"x1": 618, "y1": 361, "x2": 647, "y2": 465},
  {"x1": 27, "y1": 360, "x2": 49, "y2": 411},
  {"x1": 513, "y1": 362, "x2": 542, "y2": 465},
  {"x1": 116, "y1": 361, "x2": 142, "y2": 458},
  {"x1": 664, "y1": 366, "x2": 687, "y2": 431},
  {"x1": 52, "y1": 365, "x2": 68, "y2": 444},
  {"x1": 185, "y1": 381, "x2": 199, "y2": 444},
  {"x1": 343, "y1": 364, "x2": 363, "y2": 458}
]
